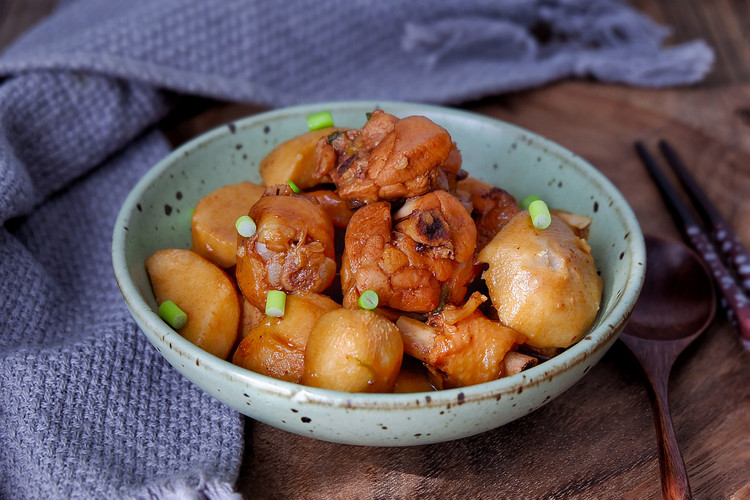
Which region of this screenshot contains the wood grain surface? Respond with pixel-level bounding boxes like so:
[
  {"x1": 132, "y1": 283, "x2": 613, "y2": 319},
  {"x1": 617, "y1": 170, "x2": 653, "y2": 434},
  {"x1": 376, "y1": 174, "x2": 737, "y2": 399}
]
[{"x1": 2, "y1": 1, "x2": 749, "y2": 498}]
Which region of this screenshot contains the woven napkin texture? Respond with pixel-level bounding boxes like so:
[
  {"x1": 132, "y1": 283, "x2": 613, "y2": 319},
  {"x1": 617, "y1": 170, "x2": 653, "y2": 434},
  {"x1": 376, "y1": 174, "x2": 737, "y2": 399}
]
[{"x1": 0, "y1": 0, "x2": 713, "y2": 498}]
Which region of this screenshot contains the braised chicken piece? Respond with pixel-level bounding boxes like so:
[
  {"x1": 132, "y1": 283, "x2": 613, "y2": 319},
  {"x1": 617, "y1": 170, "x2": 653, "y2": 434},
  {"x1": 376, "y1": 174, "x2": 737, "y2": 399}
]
[
  {"x1": 477, "y1": 211, "x2": 603, "y2": 349},
  {"x1": 341, "y1": 190, "x2": 477, "y2": 313},
  {"x1": 455, "y1": 176, "x2": 521, "y2": 251},
  {"x1": 396, "y1": 292, "x2": 529, "y2": 389},
  {"x1": 235, "y1": 185, "x2": 336, "y2": 310},
  {"x1": 441, "y1": 142, "x2": 465, "y2": 193},
  {"x1": 305, "y1": 189, "x2": 354, "y2": 228},
  {"x1": 314, "y1": 110, "x2": 461, "y2": 205}
]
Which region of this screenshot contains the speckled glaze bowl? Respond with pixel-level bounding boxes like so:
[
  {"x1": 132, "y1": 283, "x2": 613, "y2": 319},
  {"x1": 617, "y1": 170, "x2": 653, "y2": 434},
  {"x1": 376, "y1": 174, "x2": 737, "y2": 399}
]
[{"x1": 112, "y1": 101, "x2": 645, "y2": 446}]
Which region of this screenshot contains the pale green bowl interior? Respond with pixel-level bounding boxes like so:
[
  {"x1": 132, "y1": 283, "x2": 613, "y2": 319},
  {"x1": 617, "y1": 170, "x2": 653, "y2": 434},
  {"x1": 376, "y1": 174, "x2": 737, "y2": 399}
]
[{"x1": 113, "y1": 101, "x2": 645, "y2": 446}]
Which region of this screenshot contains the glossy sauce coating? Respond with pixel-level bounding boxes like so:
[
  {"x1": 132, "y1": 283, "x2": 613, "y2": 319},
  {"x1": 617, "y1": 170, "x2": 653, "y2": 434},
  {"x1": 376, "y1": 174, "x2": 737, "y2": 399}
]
[
  {"x1": 315, "y1": 110, "x2": 459, "y2": 204},
  {"x1": 235, "y1": 185, "x2": 336, "y2": 310},
  {"x1": 341, "y1": 190, "x2": 477, "y2": 312},
  {"x1": 302, "y1": 308, "x2": 404, "y2": 392},
  {"x1": 478, "y1": 211, "x2": 603, "y2": 348}
]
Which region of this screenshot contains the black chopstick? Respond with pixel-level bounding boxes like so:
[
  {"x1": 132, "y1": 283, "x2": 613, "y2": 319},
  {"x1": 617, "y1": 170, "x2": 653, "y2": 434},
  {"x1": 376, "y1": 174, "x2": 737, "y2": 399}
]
[
  {"x1": 634, "y1": 141, "x2": 750, "y2": 349},
  {"x1": 658, "y1": 140, "x2": 750, "y2": 294}
]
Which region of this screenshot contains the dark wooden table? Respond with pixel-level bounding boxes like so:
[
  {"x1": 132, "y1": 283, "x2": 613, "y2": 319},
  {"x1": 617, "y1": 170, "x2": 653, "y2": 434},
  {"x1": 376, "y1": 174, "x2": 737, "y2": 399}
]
[{"x1": 3, "y1": 1, "x2": 749, "y2": 498}]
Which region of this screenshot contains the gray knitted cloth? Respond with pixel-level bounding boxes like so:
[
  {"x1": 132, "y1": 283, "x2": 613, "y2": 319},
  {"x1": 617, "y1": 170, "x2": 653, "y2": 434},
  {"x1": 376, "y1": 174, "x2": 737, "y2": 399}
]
[{"x1": 0, "y1": 1, "x2": 713, "y2": 498}]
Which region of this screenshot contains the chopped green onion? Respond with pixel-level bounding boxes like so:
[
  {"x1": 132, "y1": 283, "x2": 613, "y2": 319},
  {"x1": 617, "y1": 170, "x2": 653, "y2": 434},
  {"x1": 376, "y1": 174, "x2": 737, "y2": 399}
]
[
  {"x1": 520, "y1": 195, "x2": 541, "y2": 210},
  {"x1": 235, "y1": 215, "x2": 257, "y2": 238},
  {"x1": 529, "y1": 199, "x2": 552, "y2": 229},
  {"x1": 265, "y1": 290, "x2": 287, "y2": 317},
  {"x1": 358, "y1": 289, "x2": 379, "y2": 310},
  {"x1": 287, "y1": 180, "x2": 301, "y2": 194},
  {"x1": 159, "y1": 300, "x2": 188, "y2": 329},
  {"x1": 306, "y1": 111, "x2": 334, "y2": 131}
]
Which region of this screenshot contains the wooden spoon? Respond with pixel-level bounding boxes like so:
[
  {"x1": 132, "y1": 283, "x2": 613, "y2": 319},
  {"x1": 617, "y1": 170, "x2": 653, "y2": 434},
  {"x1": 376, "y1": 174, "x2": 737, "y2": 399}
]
[{"x1": 620, "y1": 234, "x2": 716, "y2": 500}]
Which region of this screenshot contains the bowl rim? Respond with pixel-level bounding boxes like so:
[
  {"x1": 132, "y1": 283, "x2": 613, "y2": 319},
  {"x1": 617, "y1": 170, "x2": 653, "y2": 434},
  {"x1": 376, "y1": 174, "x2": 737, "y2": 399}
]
[{"x1": 112, "y1": 100, "x2": 646, "y2": 409}]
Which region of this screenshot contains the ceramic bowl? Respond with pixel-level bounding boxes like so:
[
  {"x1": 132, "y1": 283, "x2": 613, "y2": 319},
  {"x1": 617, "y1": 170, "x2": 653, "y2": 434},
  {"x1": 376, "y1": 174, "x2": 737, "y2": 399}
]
[{"x1": 112, "y1": 101, "x2": 645, "y2": 446}]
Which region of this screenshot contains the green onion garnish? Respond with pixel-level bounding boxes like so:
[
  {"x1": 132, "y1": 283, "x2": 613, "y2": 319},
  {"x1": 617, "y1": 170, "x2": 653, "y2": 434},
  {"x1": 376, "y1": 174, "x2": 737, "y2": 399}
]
[
  {"x1": 159, "y1": 300, "x2": 188, "y2": 329},
  {"x1": 265, "y1": 290, "x2": 287, "y2": 317},
  {"x1": 520, "y1": 195, "x2": 541, "y2": 210},
  {"x1": 529, "y1": 199, "x2": 552, "y2": 229},
  {"x1": 235, "y1": 215, "x2": 256, "y2": 238},
  {"x1": 306, "y1": 111, "x2": 334, "y2": 131},
  {"x1": 287, "y1": 180, "x2": 301, "y2": 194},
  {"x1": 358, "y1": 289, "x2": 379, "y2": 310}
]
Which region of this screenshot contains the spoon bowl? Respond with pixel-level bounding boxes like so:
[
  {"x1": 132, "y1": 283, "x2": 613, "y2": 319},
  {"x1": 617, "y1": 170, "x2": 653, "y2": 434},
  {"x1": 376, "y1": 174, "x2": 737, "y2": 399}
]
[
  {"x1": 624, "y1": 235, "x2": 715, "y2": 342},
  {"x1": 620, "y1": 234, "x2": 716, "y2": 500}
]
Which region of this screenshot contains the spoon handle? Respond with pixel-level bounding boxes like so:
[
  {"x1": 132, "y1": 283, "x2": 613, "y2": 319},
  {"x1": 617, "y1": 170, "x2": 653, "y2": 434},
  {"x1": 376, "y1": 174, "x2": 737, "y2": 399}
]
[{"x1": 647, "y1": 371, "x2": 693, "y2": 500}]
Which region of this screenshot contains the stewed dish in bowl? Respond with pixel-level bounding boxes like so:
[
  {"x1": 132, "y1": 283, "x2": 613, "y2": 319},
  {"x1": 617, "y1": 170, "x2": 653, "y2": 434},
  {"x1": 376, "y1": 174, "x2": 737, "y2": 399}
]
[{"x1": 113, "y1": 101, "x2": 645, "y2": 446}]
